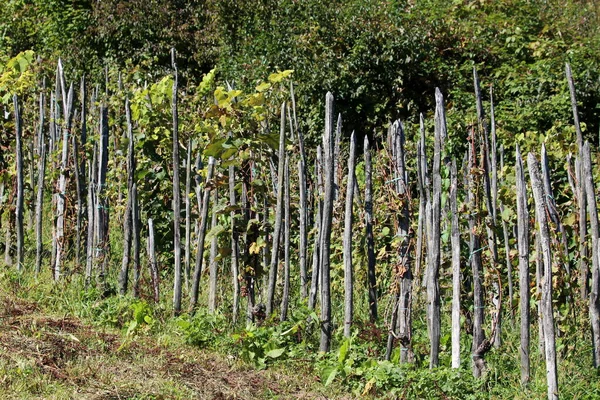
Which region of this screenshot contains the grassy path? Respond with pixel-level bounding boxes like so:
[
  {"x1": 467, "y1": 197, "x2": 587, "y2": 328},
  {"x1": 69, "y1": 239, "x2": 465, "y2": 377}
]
[{"x1": 0, "y1": 280, "x2": 347, "y2": 400}]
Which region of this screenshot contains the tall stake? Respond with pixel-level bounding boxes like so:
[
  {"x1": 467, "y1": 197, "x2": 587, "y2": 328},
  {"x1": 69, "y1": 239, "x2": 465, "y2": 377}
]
[
  {"x1": 450, "y1": 159, "x2": 461, "y2": 368},
  {"x1": 319, "y1": 92, "x2": 335, "y2": 352},
  {"x1": 14, "y1": 95, "x2": 24, "y2": 271},
  {"x1": 343, "y1": 131, "x2": 357, "y2": 337},
  {"x1": 229, "y1": 163, "x2": 241, "y2": 322},
  {"x1": 515, "y1": 146, "x2": 530, "y2": 384},
  {"x1": 469, "y1": 136, "x2": 486, "y2": 378},
  {"x1": 566, "y1": 63, "x2": 588, "y2": 299},
  {"x1": 427, "y1": 89, "x2": 444, "y2": 368},
  {"x1": 208, "y1": 190, "x2": 219, "y2": 313},
  {"x1": 528, "y1": 152, "x2": 558, "y2": 400},
  {"x1": 582, "y1": 142, "x2": 600, "y2": 368},
  {"x1": 308, "y1": 147, "x2": 323, "y2": 310},
  {"x1": 266, "y1": 102, "x2": 287, "y2": 316},
  {"x1": 35, "y1": 91, "x2": 46, "y2": 274},
  {"x1": 172, "y1": 48, "x2": 183, "y2": 315},
  {"x1": 96, "y1": 106, "x2": 110, "y2": 291},
  {"x1": 148, "y1": 218, "x2": 160, "y2": 303},
  {"x1": 280, "y1": 157, "x2": 291, "y2": 321},
  {"x1": 190, "y1": 157, "x2": 216, "y2": 311},
  {"x1": 364, "y1": 135, "x2": 377, "y2": 322},
  {"x1": 119, "y1": 98, "x2": 135, "y2": 295},
  {"x1": 184, "y1": 139, "x2": 193, "y2": 291},
  {"x1": 54, "y1": 64, "x2": 74, "y2": 280}
]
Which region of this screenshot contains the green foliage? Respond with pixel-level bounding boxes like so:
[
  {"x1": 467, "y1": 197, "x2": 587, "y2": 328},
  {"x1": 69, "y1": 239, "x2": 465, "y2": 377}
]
[
  {"x1": 176, "y1": 310, "x2": 226, "y2": 348},
  {"x1": 232, "y1": 307, "x2": 317, "y2": 369}
]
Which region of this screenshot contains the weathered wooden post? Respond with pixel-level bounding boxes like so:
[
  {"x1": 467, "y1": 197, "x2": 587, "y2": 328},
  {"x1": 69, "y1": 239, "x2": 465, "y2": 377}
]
[
  {"x1": 319, "y1": 92, "x2": 335, "y2": 352},
  {"x1": 515, "y1": 146, "x2": 530, "y2": 384},
  {"x1": 266, "y1": 102, "x2": 287, "y2": 316},
  {"x1": 14, "y1": 95, "x2": 24, "y2": 271},
  {"x1": 528, "y1": 152, "x2": 558, "y2": 400},
  {"x1": 343, "y1": 131, "x2": 357, "y2": 337}
]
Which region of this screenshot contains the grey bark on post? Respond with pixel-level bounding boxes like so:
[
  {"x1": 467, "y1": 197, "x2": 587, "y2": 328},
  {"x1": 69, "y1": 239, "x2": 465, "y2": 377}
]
[
  {"x1": 527, "y1": 152, "x2": 559, "y2": 400},
  {"x1": 266, "y1": 102, "x2": 287, "y2": 316},
  {"x1": 427, "y1": 89, "x2": 444, "y2": 368},
  {"x1": 229, "y1": 164, "x2": 240, "y2": 323},
  {"x1": 333, "y1": 113, "x2": 342, "y2": 201},
  {"x1": 131, "y1": 182, "x2": 140, "y2": 298},
  {"x1": 96, "y1": 106, "x2": 110, "y2": 291},
  {"x1": 582, "y1": 142, "x2": 600, "y2": 368},
  {"x1": 343, "y1": 131, "x2": 357, "y2": 337},
  {"x1": 515, "y1": 146, "x2": 530, "y2": 385},
  {"x1": 535, "y1": 233, "x2": 545, "y2": 356},
  {"x1": 567, "y1": 63, "x2": 588, "y2": 299},
  {"x1": 385, "y1": 121, "x2": 412, "y2": 362},
  {"x1": 364, "y1": 135, "x2": 377, "y2": 322},
  {"x1": 35, "y1": 91, "x2": 46, "y2": 274},
  {"x1": 450, "y1": 159, "x2": 461, "y2": 369},
  {"x1": 74, "y1": 77, "x2": 87, "y2": 272},
  {"x1": 55, "y1": 75, "x2": 74, "y2": 280},
  {"x1": 280, "y1": 157, "x2": 291, "y2": 322},
  {"x1": 319, "y1": 92, "x2": 335, "y2": 353},
  {"x1": 566, "y1": 63, "x2": 584, "y2": 149},
  {"x1": 119, "y1": 98, "x2": 136, "y2": 295},
  {"x1": 576, "y1": 156, "x2": 589, "y2": 299},
  {"x1": 49, "y1": 94, "x2": 56, "y2": 275},
  {"x1": 473, "y1": 68, "x2": 501, "y2": 348},
  {"x1": 148, "y1": 218, "x2": 160, "y2": 303},
  {"x1": 85, "y1": 142, "x2": 97, "y2": 286},
  {"x1": 468, "y1": 140, "x2": 486, "y2": 378},
  {"x1": 191, "y1": 157, "x2": 216, "y2": 311},
  {"x1": 296, "y1": 116, "x2": 308, "y2": 299},
  {"x1": 498, "y1": 146, "x2": 514, "y2": 321},
  {"x1": 208, "y1": 190, "x2": 219, "y2": 313},
  {"x1": 184, "y1": 139, "x2": 193, "y2": 292},
  {"x1": 415, "y1": 114, "x2": 428, "y2": 293},
  {"x1": 14, "y1": 95, "x2": 24, "y2": 271},
  {"x1": 308, "y1": 147, "x2": 323, "y2": 310},
  {"x1": 172, "y1": 48, "x2": 183, "y2": 315},
  {"x1": 541, "y1": 144, "x2": 570, "y2": 276},
  {"x1": 27, "y1": 136, "x2": 34, "y2": 233},
  {"x1": 298, "y1": 159, "x2": 308, "y2": 299}
]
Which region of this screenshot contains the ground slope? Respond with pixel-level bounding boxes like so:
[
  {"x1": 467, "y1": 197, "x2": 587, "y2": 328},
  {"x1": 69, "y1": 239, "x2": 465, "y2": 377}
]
[{"x1": 0, "y1": 288, "x2": 347, "y2": 400}]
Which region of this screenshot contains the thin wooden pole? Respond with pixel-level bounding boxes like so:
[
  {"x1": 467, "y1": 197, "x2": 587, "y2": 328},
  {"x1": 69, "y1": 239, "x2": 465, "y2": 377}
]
[
  {"x1": 427, "y1": 89, "x2": 444, "y2": 368},
  {"x1": 364, "y1": 135, "x2": 377, "y2": 322},
  {"x1": 582, "y1": 142, "x2": 600, "y2": 368},
  {"x1": 35, "y1": 91, "x2": 46, "y2": 274},
  {"x1": 14, "y1": 95, "x2": 24, "y2": 271},
  {"x1": 343, "y1": 131, "x2": 357, "y2": 337},
  {"x1": 280, "y1": 157, "x2": 291, "y2": 322},
  {"x1": 266, "y1": 102, "x2": 287, "y2": 316},
  {"x1": 172, "y1": 48, "x2": 183, "y2": 315},
  {"x1": 190, "y1": 157, "x2": 216, "y2": 311},
  {"x1": 515, "y1": 146, "x2": 530, "y2": 385},
  {"x1": 528, "y1": 152, "x2": 558, "y2": 400},
  {"x1": 451, "y1": 159, "x2": 461, "y2": 368},
  {"x1": 319, "y1": 92, "x2": 335, "y2": 353}
]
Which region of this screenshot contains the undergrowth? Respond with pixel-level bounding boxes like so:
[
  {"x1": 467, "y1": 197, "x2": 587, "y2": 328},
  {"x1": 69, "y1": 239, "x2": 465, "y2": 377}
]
[{"x1": 3, "y1": 267, "x2": 600, "y2": 399}]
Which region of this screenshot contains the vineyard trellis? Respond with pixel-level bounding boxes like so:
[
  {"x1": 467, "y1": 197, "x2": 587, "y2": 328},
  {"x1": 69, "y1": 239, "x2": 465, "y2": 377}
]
[{"x1": 3, "y1": 52, "x2": 600, "y2": 399}]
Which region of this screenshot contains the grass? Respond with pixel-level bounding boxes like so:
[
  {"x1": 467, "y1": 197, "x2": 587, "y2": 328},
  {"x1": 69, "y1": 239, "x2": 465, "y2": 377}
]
[{"x1": 0, "y1": 268, "x2": 350, "y2": 400}]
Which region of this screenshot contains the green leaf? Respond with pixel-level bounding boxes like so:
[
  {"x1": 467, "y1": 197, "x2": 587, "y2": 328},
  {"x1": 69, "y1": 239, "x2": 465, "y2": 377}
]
[
  {"x1": 338, "y1": 338, "x2": 351, "y2": 364},
  {"x1": 265, "y1": 348, "x2": 285, "y2": 359},
  {"x1": 205, "y1": 225, "x2": 225, "y2": 241},
  {"x1": 323, "y1": 366, "x2": 338, "y2": 386}
]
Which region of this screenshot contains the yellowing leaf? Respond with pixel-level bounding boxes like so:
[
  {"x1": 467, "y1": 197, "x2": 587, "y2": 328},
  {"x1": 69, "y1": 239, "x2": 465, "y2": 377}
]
[{"x1": 255, "y1": 82, "x2": 271, "y2": 92}]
